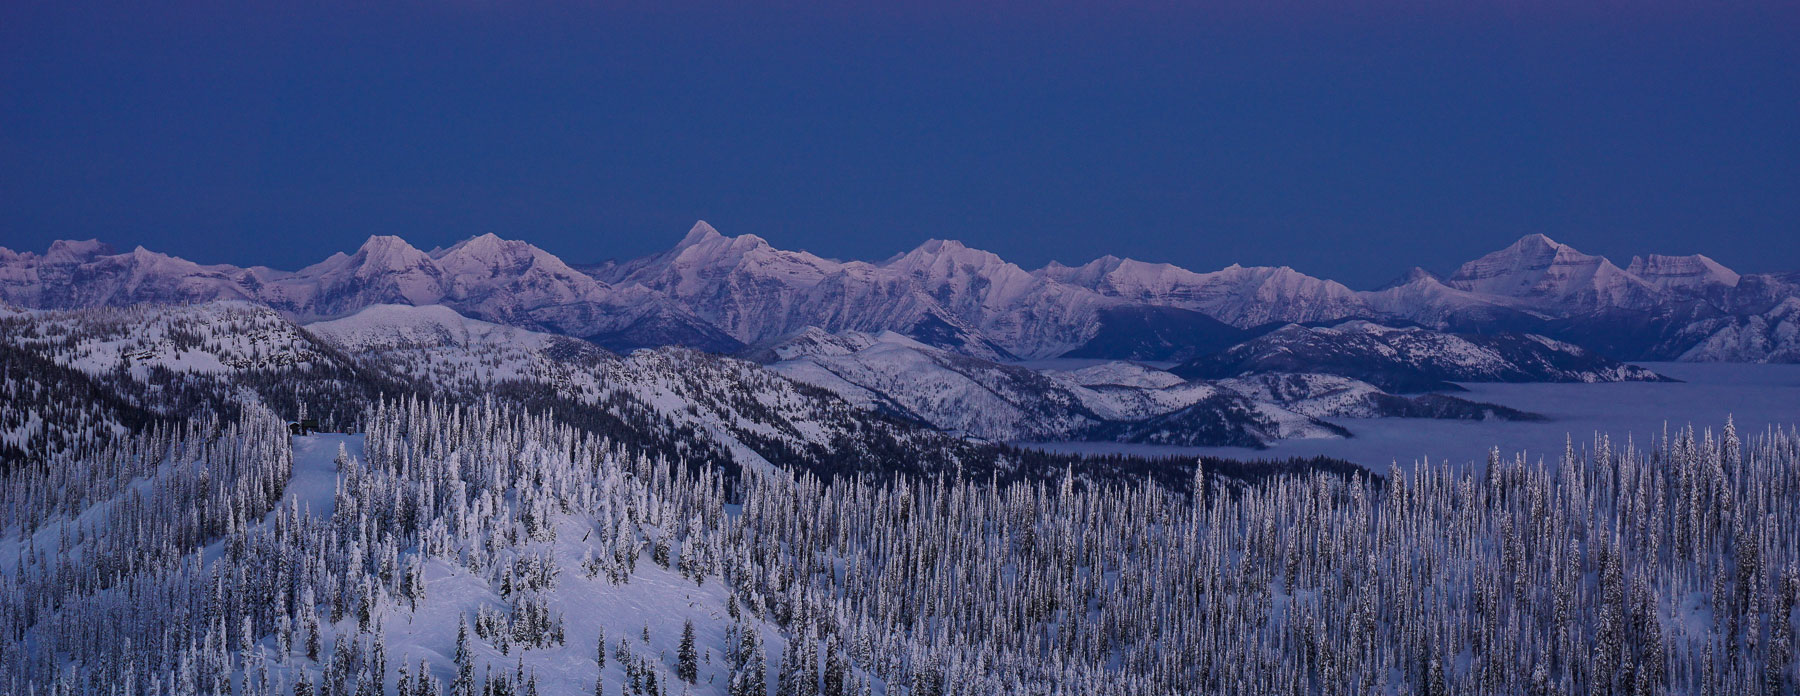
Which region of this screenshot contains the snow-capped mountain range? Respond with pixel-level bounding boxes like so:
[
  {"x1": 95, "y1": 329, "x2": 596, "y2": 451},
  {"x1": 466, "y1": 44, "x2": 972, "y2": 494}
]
[{"x1": 4, "y1": 222, "x2": 1793, "y2": 364}]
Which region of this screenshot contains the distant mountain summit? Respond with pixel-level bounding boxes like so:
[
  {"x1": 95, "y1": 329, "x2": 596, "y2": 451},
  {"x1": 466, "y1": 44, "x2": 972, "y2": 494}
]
[
  {"x1": 1, "y1": 224, "x2": 1794, "y2": 362},
  {"x1": 1443, "y1": 233, "x2": 1663, "y2": 311}
]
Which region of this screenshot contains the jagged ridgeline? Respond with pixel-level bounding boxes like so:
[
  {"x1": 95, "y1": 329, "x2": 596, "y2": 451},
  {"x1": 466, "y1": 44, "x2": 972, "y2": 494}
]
[
  {"x1": 3, "y1": 396, "x2": 1799, "y2": 695},
  {"x1": 0, "y1": 302, "x2": 1364, "y2": 485}
]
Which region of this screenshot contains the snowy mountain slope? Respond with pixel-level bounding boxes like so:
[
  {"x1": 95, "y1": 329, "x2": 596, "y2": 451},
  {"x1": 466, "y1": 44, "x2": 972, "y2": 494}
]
[
  {"x1": 737, "y1": 326, "x2": 881, "y2": 363},
  {"x1": 1626, "y1": 253, "x2": 1740, "y2": 294},
  {"x1": 880, "y1": 239, "x2": 1113, "y2": 358},
  {"x1": 303, "y1": 304, "x2": 998, "y2": 480},
  {"x1": 1174, "y1": 320, "x2": 1671, "y2": 393},
  {"x1": 287, "y1": 234, "x2": 741, "y2": 353},
  {"x1": 9, "y1": 386, "x2": 1800, "y2": 695},
  {"x1": 604, "y1": 223, "x2": 1095, "y2": 359},
  {"x1": 1056, "y1": 305, "x2": 1249, "y2": 361},
  {"x1": 0, "y1": 300, "x2": 353, "y2": 463},
  {"x1": 765, "y1": 331, "x2": 1106, "y2": 441},
  {"x1": 1358, "y1": 271, "x2": 1548, "y2": 328},
  {"x1": 306, "y1": 304, "x2": 619, "y2": 404},
  {"x1": 760, "y1": 329, "x2": 1356, "y2": 446},
  {"x1": 0, "y1": 404, "x2": 825, "y2": 696},
  {"x1": 0, "y1": 240, "x2": 253, "y2": 309},
  {"x1": 1214, "y1": 372, "x2": 1544, "y2": 421},
  {"x1": 600, "y1": 222, "x2": 867, "y2": 345},
  {"x1": 1079, "y1": 393, "x2": 1351, "y2": 447},
  {"x1": 1442, "y1": 234, "x2": 1665, "y2": 313},
  {"x1": 761, "y1": 326, "x2": 1565, "y2": 445},
  {"x1": 0, "y1": 302, "x2": 415, "y2": 466},
  {"x1": 6, "y1": 226, "x2": 1798, "y2": 363},
  {"x1": 2, "y1": 300, "x2": 1361, "y2": 485},
  {"x1": 5, "y1": 301, "x2": 340, "y2": 379},
  {"x1": 308, "y1": 303, "x2": 583, "y2": 354},
  {"x1": 0, "y1": 338, "x2": 163, "y2": 465},
  {"x1": 1676, "y1": 297, "x2": 1800, "y2": 363},
  {"x1": 1038, "y1": 360, "x2": 1187, "y2": 389},
  {"x1": 1039, "y1": 256, "x2": 1368, "y2": 328},
  {"x1": 0, "y1": 301, "x2": 796, "y2": 479},
  {"x1": 0, "y1": 234, "x2": 739, "y2": 354}
]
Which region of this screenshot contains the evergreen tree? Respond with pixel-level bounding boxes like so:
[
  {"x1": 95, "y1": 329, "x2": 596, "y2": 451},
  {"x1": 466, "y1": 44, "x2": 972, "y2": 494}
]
[
  {"x1": 452, "y1": 617, "x2": 476, "y2": 696},
  {"x1": 677, "y1": 620, "x2": 698, "y2": 684}
]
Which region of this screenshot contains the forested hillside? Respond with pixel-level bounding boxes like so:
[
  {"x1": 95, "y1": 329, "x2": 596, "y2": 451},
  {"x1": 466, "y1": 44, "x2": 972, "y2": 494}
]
[{"x1": 3, "y1": 396, "x2": 1797, "y2": 695}]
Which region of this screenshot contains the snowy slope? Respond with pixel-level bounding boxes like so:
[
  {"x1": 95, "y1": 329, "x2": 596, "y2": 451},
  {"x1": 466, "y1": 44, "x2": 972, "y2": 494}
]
[
  {"x1": 1442, "y1": 234, "x2": 1664, "y2": 312},
  {"x1": 1626, "y1": 253, "x2": 1741, "y2": 293},
  {"x1": 1215, "y1": 372, "x2": 1544, "y2": 421},
  {"x1": 7, "y1": 301, "x2": 339, "y2": 379},
  {"x1": 0, "y1": 336, "x2": 157, "y2": 463},
  {"x1": 305, "y1": 304, "x2": 987, "y2": 479},
  {"x1": 5, "y1": 226, "x2": 1798, "y2": 363},
  {"x1": 1677, "y1": 297, "x2": 1800, "y2": 363},
  {"x1": 1039, "y1": 256, "x2": 1368, "y2": 328},
  {"x1": 8, "y1": 388, "x2": 1798, "y2": 695},
  {"x1": 278, "y1": 433, "x2": 798, "y2": 696},
  {"x1": 766, "y1": 331, "x2": 1105, "y2": 440},
  {"x1": 0, "y1": 234, "x2": 738, "y2": 353},
  {"x1": 309, "y1": 303, "x2": 578, "y2": 354},
  {"x1": 0, "y1": 405, "x2": 821, "y2": 696},
  {"x1": 761, "y1": 329, "x2": 1346, "y2": 445},
  {"x1": 1175, "y1": 320, "x2": 1671, "y2": 393},
  {"x1": 1039, "y1": 361, "x2": 1187, "y2": 389},
  {"x1": 608, "y1": 223, "x2": 1102, "y2": 359}
]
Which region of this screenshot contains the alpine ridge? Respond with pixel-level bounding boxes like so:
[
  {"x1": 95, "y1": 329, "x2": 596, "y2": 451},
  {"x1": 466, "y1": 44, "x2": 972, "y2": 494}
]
[{"x1": 2, "y1": 223, "x2": 1794, "y2": 363}]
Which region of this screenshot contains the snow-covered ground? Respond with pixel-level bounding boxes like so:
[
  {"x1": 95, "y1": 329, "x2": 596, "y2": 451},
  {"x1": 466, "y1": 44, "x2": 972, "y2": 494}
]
[
  {"x1": 267, "y1": 433, "x2": 787, "y2": 696},
  {"x1": 1024, "y1": 362, "x2": 1800, "y2": 470}
]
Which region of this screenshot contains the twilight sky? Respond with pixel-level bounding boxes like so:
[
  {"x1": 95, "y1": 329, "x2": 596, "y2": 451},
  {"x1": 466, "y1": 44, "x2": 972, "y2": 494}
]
[{"x1": 3, "y1": 1, "x2": 1796, "y2": 288}]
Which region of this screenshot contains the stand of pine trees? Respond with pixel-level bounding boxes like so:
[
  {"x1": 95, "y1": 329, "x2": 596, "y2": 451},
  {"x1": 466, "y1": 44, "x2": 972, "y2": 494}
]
[{"x1": 2, "y1": 396, "x2": 1798, "y2": 695}]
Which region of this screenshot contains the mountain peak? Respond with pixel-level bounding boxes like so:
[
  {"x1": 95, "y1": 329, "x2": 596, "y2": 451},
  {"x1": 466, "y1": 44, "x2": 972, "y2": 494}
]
[
  {"x1": 1078, "y1": 254, "x2": 1126, "y2": 270},
  {"x1": 1451, "y1": 234, "x2": 1588, "y2": 282},
  {"x1": 887, "y1": 239, "x2": 1013, "y2": 274},
  {"x1": 357, "y1": 234, "x2": 420, "y2": 254},
  {"x1": 439, "y1": 232, "x2": 514, "y2": 258},
  {"x1": 1376, "y1": 266, "x2": 1441, "y2": 291},
  {"x1": 1036, "y1": 254, "x2": 1126, "y2": 285},
  {"x1": 1627, "y1": 253, "x2": 1740, "y2": 289},
  {"x1": 678, "y1": 221, "x2": 725, "y2": 248},
  {"x1": 345, "y1": 235, "x2": 432, "y2": 276},
  {"x1": 45, "y1": 239, "x2": 117, "y2": 264},
  {"x1": 904, "y1": 238, "x2": 1002, "y2": 261},
  {"x1": 1513, "y1": 233, "x2": 1562, "y2": 250},
  {"x1": 1444, "y1": 233, "x2": 1667, "y2": 310}
]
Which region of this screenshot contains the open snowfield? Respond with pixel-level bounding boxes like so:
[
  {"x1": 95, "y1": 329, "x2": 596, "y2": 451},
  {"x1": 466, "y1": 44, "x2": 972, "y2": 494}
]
[{"x1": 1024, "y1": 362, "x2": 1800, "y2": 469}]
